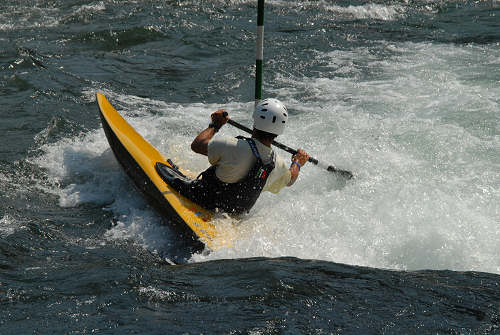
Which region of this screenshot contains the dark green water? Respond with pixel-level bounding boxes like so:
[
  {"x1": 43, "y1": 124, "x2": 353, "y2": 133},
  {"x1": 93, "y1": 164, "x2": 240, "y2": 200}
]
[{"x1": 1, "y1": 0, "x2": 499, "y2": 333}]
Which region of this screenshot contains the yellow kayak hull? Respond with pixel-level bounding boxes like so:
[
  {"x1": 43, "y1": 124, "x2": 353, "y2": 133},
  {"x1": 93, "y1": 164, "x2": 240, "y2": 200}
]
[{"x1": 96, "y1": 93, "x2": 227, "y2": 252}]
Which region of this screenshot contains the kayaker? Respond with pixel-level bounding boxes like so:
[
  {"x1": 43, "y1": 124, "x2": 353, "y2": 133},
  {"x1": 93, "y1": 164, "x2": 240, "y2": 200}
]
[{"x1": 178, "y1": 98, "x2": 309, "y2": 214}]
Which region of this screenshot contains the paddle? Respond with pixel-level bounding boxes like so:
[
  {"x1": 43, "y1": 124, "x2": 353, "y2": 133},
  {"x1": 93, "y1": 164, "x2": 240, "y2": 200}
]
[{"x1": 225, "y1": 117, "x2": 353, "y2": 179}]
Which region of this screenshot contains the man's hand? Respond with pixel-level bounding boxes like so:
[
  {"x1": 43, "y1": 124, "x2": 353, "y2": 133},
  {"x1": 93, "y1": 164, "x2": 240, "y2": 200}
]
[
  {"x1": 288, "y1": 149, "x2": 309, "y2": 187},
  {"x1": 292, "y1": 149, "x2": 309, "y2": 167},
  {"x1": 211, "y1": 109, "x2": 229, "y2": 128},
  {"x1": 192, "y1": 109, "x2": 229, "y2": 156}
]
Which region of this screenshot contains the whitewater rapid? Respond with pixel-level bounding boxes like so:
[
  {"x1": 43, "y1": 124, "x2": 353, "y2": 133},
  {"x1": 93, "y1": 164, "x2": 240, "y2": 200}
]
[
  {"x1": 30, "y1": 38, "x2": 499, "y2": 274},
  {"x1": 7, "y1": 0, "x2": 494, "y2": 273}
]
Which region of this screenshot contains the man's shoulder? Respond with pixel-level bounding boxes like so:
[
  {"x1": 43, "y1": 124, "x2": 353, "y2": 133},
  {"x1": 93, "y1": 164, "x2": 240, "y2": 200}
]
[
  {"x1": 208, "y1": 136, "x2": 244, "y2": 158},
  {"x1": 209, "y1": 135, "x2": 238, "y2": 147}
]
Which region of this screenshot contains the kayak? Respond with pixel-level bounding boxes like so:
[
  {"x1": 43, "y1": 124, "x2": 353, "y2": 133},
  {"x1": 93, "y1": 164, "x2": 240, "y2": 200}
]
[{"x1": 96, "y1": 93, "x2": 231, "y2": 253}]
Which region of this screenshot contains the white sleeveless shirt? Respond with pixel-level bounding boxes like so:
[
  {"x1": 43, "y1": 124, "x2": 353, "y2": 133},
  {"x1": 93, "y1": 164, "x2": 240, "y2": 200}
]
[{"x1": 207, "y1": 136, "x2": 291, "y2": 194}]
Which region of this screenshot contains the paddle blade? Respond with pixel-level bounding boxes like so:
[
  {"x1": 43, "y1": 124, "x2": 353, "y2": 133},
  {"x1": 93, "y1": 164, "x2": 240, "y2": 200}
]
[
  {"x1": 327, "y1": 166, "x2": 353, "y2": 179},
  {"x1": 313, "y1": 158, "x2": 353, "y2": 179}
]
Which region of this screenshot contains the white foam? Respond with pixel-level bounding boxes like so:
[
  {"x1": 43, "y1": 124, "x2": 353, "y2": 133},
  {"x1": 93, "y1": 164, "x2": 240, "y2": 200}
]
[
  {"x1": 195, "y1": 41, "x2": 500, "y2": 274},
  {"x1": 268, "y1": 0, "x2": 406, "y2": 21},
  {"x1": 325, "y1": 3, "x2": 405, "y2": 21},
  {"x1": 30, "y1": 111, "x2": 171, "y2": 251},
  {"x1": 35, "y1": 39, "x2": 500, "y2": 274},
  {"x1": 75, "y1": 1, "x2": 106, "y2": 14},
  {"x1": 0, "y1": 215, "x2": 25, "y2": 237},
  {"x1": 0, "y1": 1, "x2": 107, "y2": 31},
  {"x1": 33, "y1": 90, "x2": 248, "y2": 257},
  {"x1": 0, "y1": 6, "x2": 60, "y2": 31}
]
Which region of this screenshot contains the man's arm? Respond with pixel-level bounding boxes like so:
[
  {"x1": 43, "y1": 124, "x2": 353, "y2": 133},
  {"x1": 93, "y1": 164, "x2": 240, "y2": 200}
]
[
  {"x1": 190, "y1": 127, "x2": 216, "y2": 156},
  {"x1": 191, "y1": 109, "x2": 229, "y2": 156}
]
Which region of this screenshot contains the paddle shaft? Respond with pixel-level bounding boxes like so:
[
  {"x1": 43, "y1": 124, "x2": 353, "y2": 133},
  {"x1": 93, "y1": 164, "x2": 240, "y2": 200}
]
[{"x1": 226, "y1": 118, "x2": 353, "y2": 179}]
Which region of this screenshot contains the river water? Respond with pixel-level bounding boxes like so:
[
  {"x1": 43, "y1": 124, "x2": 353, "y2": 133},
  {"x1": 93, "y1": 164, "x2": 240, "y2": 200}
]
[{"x1": 1, "y1": 0, "x2": 499, "y2": 333}]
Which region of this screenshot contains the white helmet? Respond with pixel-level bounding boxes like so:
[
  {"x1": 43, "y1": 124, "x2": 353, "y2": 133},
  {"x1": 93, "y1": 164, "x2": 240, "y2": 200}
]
[{"x1": 252, "y1": 98, "x2": 288, "y2": 135}]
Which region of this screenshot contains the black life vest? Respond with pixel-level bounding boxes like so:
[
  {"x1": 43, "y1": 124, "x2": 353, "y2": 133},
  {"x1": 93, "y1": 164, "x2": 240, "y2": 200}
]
[{"x1": 168, "y1": 137, "x2": 275, "y2": 215}]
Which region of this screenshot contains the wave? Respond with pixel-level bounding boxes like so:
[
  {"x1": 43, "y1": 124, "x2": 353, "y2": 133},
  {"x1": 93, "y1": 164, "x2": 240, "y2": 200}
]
[
  {"x1": 324, "y1": 3, "x2": 406, "y2": 21},
  {"x1": 0, "y1": 215, "x2": 23, "y2": 238},
  {"x1": 28, "y1": 82, "x2": 500, "y2": 274}
]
